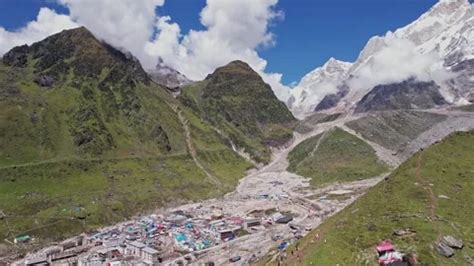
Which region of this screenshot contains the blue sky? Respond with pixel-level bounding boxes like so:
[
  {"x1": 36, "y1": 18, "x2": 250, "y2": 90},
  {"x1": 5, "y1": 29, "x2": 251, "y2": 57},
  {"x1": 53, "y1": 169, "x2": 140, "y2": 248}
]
[{"x1": 0, "y1": 0, "x2": 468, "y2": 85}]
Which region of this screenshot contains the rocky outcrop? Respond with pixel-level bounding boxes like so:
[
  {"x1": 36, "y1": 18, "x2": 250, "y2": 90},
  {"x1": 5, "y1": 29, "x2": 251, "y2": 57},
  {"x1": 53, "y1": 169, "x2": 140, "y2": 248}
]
[
  {"x1": 442, "y1": 235, "x2": 463, "y2": 249},
  {"x1": 2, "y1": 45, "x2": 29, "y2": 67},
  {"x1": 436, "y1": 242, "x2": 455, "y2": 257},
  {"x1": 314, "y1": 85, "x2": 349, "y2": 111},
  {"x1": 435, "y1": 235, "x2": 464, "y2": 258},
  {"x1": 354, "y1": 79, "x2": 447, "y2": 113}
]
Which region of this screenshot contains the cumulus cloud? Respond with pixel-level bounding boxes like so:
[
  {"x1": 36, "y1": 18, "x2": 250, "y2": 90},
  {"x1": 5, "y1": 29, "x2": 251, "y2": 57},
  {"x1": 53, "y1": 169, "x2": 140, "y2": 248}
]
[
  {"x1": 146, "y1": 0, "x2": 291, "y2": 101},
  {"x1": 58, "y1": 0, "x2": 165, "y2": 68},
  {"x1": 349, "y1": 33, "x2": 451, "y2": 91},
  {"x1": 0, "y1": 0, "x2": 291, "y2": 101},
  {"x1": 0, "y1": 8, "x2": 78, "y2": 55}
]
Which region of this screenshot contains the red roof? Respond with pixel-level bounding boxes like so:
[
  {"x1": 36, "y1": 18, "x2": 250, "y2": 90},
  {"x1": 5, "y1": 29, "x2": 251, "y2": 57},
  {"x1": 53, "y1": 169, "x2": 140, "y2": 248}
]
[{"x1": 376, "y1": 240, "x2": 395, "y2": 252}]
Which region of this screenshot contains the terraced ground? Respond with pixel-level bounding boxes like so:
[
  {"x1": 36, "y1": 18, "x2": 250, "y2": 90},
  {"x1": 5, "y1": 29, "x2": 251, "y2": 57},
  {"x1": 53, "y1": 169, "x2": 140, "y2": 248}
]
[
  {"x1": 266, "y1": 130, "x2": 474, "y2": 265},
  {"x1": 287, "y1": 127, "x2": 389, "y2": 187},
  {"x1": 346, "y1": 111, "x2": 447, "y2": 151}
]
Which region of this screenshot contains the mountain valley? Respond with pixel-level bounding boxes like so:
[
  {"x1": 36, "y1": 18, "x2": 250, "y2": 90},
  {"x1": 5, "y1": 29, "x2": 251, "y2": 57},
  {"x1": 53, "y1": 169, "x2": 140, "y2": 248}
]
[{"x1": 0, "y1": 1, "x2": 473, "y2": 265}]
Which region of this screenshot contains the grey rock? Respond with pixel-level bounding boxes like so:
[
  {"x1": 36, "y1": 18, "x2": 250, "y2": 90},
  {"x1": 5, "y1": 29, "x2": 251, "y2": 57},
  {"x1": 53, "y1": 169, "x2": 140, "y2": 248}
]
[
  {"x1": 435, "y1": 242, "x2": 454, "y2": 257},
  {"x1": 2, "y1": 45, "x2": 29, "y2": 67},
  {"x1": 314, "y1": 84, "x2": 349, "y2": 111},
  {"x1": 442, "y1": 235, "x2": 463, "y2": 249},
  {"x1": 34, "y1": 75, "x2": 54, "y2": 87}
]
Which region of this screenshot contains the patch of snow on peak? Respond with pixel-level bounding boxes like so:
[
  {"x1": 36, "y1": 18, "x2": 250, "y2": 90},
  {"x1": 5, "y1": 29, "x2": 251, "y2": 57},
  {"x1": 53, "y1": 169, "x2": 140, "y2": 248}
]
[
  {"x1": 289, "y1": 58, "x2": 352, "y2": 118},
  {"x1": 325, "y1": 0, "x2": 473, "y2": 112}
]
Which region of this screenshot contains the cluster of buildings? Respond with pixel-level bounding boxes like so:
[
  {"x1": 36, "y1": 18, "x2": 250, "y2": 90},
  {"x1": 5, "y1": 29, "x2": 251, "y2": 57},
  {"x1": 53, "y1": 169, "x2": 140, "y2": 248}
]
[{"x1": 18, "y1": 205, "x2": 295, "y2": 265}]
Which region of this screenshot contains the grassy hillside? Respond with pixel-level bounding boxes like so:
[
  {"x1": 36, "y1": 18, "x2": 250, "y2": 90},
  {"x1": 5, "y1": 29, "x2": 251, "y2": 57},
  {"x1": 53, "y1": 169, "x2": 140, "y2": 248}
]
[
  {"x1": 0, "y1": 27, "x2": 252, "y2": 249},
  {"x1": 273, "y1": 130, "x2": 474, "y2": 265},
  {"x1": 179, "y1": 61, "x2": 296, "y2": 163},
  {"x1": 287, "y1": 127, "x2": 388, "y2": 187},
  {"x1": 346, "y1": 111, "x2": 446, "y2": 151},
  {"x1": 0, "y1": 27, "x2": 186, "y2": 165}
]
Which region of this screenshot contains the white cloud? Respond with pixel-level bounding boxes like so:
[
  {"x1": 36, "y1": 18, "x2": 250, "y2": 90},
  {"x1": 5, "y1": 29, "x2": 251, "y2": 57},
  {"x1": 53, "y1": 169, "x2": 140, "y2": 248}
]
[
  {"x1": 146, "y1": 0, "x2": 291, "y2": 101},
  {"x1": 0, "y1": 8, "x2": 78, "y2": 55},
  {"x1": 58, "y1": 0, "x2": 165, "y2": 68},
  {"x1": 0, "y1": 0, "x2": 291, "y2": 101},
  {"x1": 349, "y1": 33, "x2": 451, "y2": 91}
]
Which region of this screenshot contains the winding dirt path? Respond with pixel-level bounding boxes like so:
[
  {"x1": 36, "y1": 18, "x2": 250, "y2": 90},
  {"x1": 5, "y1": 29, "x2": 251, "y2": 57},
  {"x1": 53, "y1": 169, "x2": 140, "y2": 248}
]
[{"x1": 175, "y1": 107, "x2": 222, "y2": 187}]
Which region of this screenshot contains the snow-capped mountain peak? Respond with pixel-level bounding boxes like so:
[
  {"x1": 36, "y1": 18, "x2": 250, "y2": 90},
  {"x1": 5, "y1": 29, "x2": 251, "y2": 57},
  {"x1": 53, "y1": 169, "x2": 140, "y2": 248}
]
[
  {"x1": 290, "y1": 0, "x2": 474, "y2": 117},
  {"x1": 299, "y1": 58, "x2": 352, "y2": 86},
  {"x1": 288, "y1": 58, "x2": 352, "y2": 118}
]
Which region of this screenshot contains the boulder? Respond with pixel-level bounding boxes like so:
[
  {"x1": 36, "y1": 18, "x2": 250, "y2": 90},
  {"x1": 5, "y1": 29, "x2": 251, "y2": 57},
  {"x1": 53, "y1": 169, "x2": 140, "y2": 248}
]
[
  {"x1": 34, "y1": 75, "x2": 55, "y2": 87},
  {"x1": 435, "y1": 242, "x2": 454, "y2": 257},
  {"x1": 442, "y1": 235, "x2": 463, "y2": 249}
]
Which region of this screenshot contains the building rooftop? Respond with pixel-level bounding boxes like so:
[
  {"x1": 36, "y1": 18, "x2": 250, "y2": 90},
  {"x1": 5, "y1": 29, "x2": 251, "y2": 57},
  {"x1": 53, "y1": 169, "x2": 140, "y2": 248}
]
[
  {"x1": 128, "y1": 241, "x2": 146, "y2": 248},
  {"x1": 26, "y1": 255, "x2": 48, "y2": 265},
  {"x1": 142, "y1": 246, "x2": 159, "y2": 255}
]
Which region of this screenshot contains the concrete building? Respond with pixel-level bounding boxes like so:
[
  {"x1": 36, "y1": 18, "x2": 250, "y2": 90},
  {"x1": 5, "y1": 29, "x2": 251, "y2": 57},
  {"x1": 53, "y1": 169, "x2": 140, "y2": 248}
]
[
  {"x1": 25, "y1": 255, "x2": 48, "y2": 266},
  {"x1": 244, "y1": 218, "x2": 261, "y2": 229},
  {"x1": 142, "y1": 246, "x2": 159, "y2": 265},
  {"x1": 125, "y1": 241, "x2": 146, "y2": 256}
]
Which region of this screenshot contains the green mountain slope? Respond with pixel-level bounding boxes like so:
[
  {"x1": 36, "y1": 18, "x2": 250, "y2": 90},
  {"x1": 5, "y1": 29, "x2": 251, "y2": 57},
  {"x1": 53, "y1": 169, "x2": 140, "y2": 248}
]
[
  {"x1": 287, "y1": 127, "x2": 388, "y2": 187},
  {"x1": 278, "y1": 130, "x2": 474, "y2": 265},
  {"x1": 0, "y1": 27, "x2": 251, "y2": 246},
  {"x1": 0, "y1": 26, "x2": 186, "y2": 164},
  {"x1": 179, "y1": 60, "x2": 296, "y2": 163}
]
